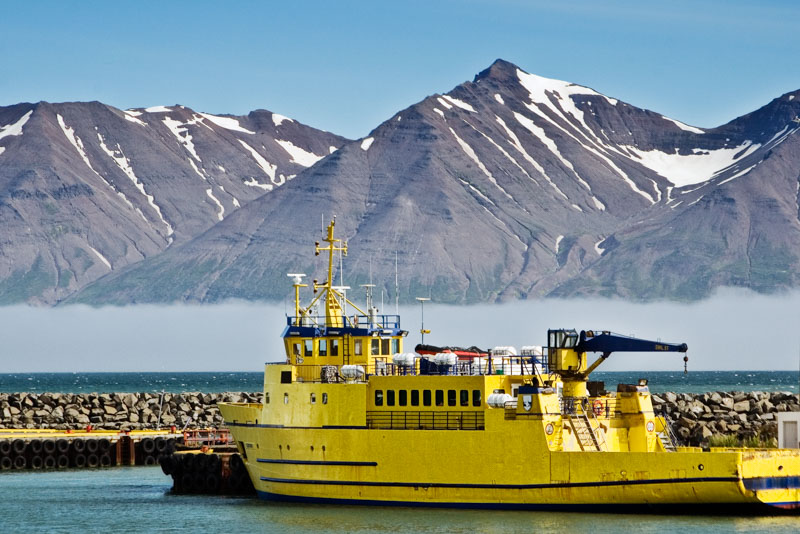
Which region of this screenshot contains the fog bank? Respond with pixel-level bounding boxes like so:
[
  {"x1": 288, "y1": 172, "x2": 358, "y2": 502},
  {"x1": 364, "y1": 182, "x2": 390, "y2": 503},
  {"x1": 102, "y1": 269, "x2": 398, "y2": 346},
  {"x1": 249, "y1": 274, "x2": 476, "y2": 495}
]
[{"x1": 1, "y1": 289, "x2": 798, "y2": 372}]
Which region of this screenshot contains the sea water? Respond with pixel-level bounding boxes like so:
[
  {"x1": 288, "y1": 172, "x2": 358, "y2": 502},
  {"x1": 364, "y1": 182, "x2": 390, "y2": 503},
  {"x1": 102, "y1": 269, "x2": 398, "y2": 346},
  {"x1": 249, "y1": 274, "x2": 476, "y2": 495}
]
[
  {"x1": 0, "y1": 467, "x2": 797, "y2": 533},
  {"x1": 0, "y1": 370, "x2": 797, "y2": 394}
]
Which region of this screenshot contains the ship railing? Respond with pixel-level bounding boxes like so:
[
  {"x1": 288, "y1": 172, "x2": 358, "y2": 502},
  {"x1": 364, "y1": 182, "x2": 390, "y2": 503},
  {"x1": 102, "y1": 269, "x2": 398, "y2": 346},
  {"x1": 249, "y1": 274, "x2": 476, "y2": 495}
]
[
  {"x1": 286, "y1": 314, "x2": 401, "y2": 330},
  {"x1": 366, "y1": 410, "x2": 485, "y2": 430},
  {"x1": 561, "y1": 396, "x2": 623, "y2": 418}
]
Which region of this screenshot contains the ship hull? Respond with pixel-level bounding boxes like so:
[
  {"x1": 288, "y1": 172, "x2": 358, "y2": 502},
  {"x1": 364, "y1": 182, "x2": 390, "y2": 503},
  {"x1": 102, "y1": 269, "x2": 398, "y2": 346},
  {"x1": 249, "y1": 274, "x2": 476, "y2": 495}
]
[{"x1": 219, "y1": 405, "x2": 800, "y2": 513}]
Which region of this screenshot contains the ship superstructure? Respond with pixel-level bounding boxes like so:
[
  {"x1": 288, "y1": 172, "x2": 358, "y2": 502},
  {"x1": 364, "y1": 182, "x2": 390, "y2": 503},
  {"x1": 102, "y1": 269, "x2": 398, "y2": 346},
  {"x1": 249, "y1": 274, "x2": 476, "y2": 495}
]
[{"x1": 219, "y1": 220, "x2": 800, "y2": 511}]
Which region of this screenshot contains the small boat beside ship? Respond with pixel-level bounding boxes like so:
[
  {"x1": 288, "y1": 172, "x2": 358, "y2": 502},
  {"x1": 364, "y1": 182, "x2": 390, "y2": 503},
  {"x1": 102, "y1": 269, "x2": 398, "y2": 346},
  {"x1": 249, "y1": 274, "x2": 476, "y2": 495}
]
[{"x1": 218, "y1": 220, "x2": 800, "y2": 512}]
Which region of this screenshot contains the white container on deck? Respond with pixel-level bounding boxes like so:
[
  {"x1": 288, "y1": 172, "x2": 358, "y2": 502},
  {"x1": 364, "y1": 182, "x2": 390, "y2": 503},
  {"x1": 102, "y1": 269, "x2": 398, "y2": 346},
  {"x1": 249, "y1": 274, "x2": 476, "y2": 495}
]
[
  {"x1": 340, "y1": 365, "x2": 365, "y2": 380},
  {"x1": 487, "y1": 392, "x2": 514, "y2": 408},
  {"x1": 433, "y1": 352, "x2": 457, "y2": 367},
  {"x1": 392, "y1": 353, "x2": 416, "y2": 367}
]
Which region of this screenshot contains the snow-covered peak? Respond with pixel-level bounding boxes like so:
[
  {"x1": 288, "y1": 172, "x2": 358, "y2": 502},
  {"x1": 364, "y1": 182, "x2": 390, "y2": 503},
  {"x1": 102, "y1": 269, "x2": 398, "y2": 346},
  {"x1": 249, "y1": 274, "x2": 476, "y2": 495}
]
[
  {"x1": 517, "y1": 69, "x2": 618, "y2": 107},
  {"x1": 0, "y1": 110, "x2": 33, "y2": 141}
]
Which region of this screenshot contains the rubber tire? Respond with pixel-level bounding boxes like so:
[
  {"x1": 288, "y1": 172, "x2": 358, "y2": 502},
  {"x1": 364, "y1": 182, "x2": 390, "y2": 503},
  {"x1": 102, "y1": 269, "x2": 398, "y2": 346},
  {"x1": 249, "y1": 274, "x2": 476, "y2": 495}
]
[
  {"x1": 229, "y1": 453, "x2": 244, "y2": 472},
  {"x1": 97, "y1": 438, "x2": 111, "y2": 453},
  {"x1": 86, "y1": 439, "x2": 99, "y2": 454},
  {"x1": 57, "y1": 455, "x2": 70, "y2": 469},
  {"x1": 181, "y1": 454, "x2": 194, "y2": 472},
  {"x1": 194, "y1": 454, "x2": 207, "y2": 472},
  {"x1": 204, "y1": 473, "x2": 220, "y2": 493},
  {"x1": 12, "y1": 439, "x2": 26, "y2": 455},
  {"x1": 43, "y1": 439, "x2": 57, "y2": 455},
  {"x1": 30, "y1": 456, "x2": 43, "y2": 470},
  {"x1": 192, "y1": 472, "x2": 205, "y2": 493},
  {"x1": 141, "y1": 438, "x2": 156, "y2": 454},
  {"x1": 73, "y1": 454, "x2": 87, "y2": 468},
  {"x1": 180, "y1": 473, "x2": 193, "y2": 493},
  {"x1": 86, "y1": 454, "x2": 99, "y2": 468},
  {"x1": 144, "y1": 455, "x2": 157, "y2": 466},
  {"x1": 43, "y1": 455, "x2": 57, "y2": 469},
  {"x1": 29, "y1": 439, "x2": 43, "y2": 455},
  {"x1": 13, "y1": 456, "x2": 27, "y2": 470},
  {"x1": 155, "y1": 437, "x2": 167, "y2": 453},
  {"x1": 100, "y1": 453, "x2": 113, "y2": 467},
  {"x1": 0, "y1": 456, "x2": 12, "y2": 470},
  {"x1": 206, "y1": 454, "x2": 221, "y2": 472},
  {"x1": 0, "y1": 440, "x2": 11, "y2": 456},
  {"x1": 56, "y1": 439, "x2": 70, "y2": 454},
  {"x1": 72, "y1": 440, "x2": 86, "y2": 454}
]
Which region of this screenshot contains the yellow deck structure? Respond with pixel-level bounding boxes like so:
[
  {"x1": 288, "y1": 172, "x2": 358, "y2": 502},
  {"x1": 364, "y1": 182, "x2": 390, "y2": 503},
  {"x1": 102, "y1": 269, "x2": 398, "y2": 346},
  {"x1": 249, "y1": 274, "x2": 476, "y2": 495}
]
[{"x1": 219, "y1": 220, "x2": 800, "y2": 512}]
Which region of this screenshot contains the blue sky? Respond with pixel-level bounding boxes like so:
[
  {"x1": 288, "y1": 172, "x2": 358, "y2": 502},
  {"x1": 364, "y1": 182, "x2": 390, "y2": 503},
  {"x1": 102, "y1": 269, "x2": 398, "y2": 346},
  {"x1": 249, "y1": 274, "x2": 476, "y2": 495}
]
[{"x1": 2, "y1": 0, "x2": 799, "y2": 139}]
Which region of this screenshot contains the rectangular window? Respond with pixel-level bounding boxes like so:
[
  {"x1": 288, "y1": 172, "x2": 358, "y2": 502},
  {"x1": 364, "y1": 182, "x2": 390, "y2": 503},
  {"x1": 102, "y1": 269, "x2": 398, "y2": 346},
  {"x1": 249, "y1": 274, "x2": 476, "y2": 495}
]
[
  {"x1": 304, "y1": 339, "x2": 313, "y2": 357},
  {"x1": 435, "y1": 390, "x2": 444, "y2": 407},
  {"x1": 381, "y1": 338, "x2": 390, "y2": 355},
  {"x1": 354, "y1": 339, "x2": 362, "y2": 356},
  {"x1": 372, "y1": 339, "x2": 380, "y2": 355},
  {"x1": 423, "y1": 390, "x2": 432, "y2": 406},
  {"x1": 399, "y1": 390, "x2": 407, "y2": 406},
  {"x1": 460, "y1": 390, "x2": 469, "y2": 407},
  {"x1": 331, "y1": 339, "x2": 339, "y2": 356},
  {"x1": 375, "y1": 390, "x2": 383, "y2": 407},
  {"x1": 472, "y1": 389, "x2": 482, "y2": 407},
  {"x1": 448, "y1": 389, "x2": 456, "y2": 407},
  {"x1": 411, "y1": 390, "x2": 419, "y2": 406},
  {"x1": 387, "y1": 390, "x2": 395, "y2": 407},
  {"x1": 291, "y1": 343, "x2": 301, "y2": 361},
  {"x1": 318, "y1": 339, "x2": 327, "y2": 357},
  {"x1": 391, "y1": 338, "x2": 399, "y2": 355}
]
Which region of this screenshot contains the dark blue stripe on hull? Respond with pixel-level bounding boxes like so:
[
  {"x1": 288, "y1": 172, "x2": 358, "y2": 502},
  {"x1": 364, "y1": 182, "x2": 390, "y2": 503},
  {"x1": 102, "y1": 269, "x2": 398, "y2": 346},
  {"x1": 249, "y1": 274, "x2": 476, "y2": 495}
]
[
  {"x1": 256, "y1": 490, "x2": 800, "y2": 515},
  {"x1": 744, "y1": 476, "x2": 800, "y2": 491},
  {"x1": 257, "y1": 458, "x2": 377, "y2": 466}
]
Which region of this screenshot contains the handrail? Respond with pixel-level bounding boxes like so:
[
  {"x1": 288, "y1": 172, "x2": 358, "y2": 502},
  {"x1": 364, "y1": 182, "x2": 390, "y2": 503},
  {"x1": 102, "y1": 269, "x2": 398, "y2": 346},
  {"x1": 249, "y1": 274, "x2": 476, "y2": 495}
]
[
  {"x1": 366, "y1": 410, "x2": 484, "y2": 430},
  {"x1": 286, "y1": 314, "x2": 401, "y2": 330}
]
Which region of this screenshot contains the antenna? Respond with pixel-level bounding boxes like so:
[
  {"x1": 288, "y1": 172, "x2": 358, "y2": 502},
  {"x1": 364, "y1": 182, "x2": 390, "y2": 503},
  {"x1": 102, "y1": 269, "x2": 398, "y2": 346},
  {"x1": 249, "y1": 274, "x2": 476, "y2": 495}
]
[{"x1": 395, "y1": 251, "x2": 399, "y2": 315}]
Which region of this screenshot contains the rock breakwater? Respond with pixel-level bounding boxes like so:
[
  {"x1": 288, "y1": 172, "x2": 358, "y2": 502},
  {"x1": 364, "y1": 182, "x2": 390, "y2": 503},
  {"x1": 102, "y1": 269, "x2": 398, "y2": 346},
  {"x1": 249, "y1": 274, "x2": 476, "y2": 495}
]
[{"x1": 0, "y1": 392, "x2": 262, "y2": 431}]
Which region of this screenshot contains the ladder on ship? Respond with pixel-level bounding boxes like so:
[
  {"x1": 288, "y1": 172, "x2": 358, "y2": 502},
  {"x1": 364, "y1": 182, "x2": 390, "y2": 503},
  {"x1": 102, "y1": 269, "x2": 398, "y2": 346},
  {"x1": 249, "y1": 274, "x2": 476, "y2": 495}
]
[
  {"x1": 342, "y1": 334, "x2": 351, "y2": 366},
  {"x1": 568, "y1": 403, "x2": 605, "y2": 451}
]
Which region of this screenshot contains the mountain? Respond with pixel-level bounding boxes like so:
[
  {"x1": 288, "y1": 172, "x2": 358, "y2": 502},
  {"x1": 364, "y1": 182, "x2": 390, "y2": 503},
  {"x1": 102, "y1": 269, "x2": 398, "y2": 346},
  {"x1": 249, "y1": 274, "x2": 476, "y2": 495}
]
[
  {"x1": 0, "y1": 102, "x2": 347, "y2": 304},
  {"x1": 68, "y1": 59, "x2": 800, "y2": 305}
]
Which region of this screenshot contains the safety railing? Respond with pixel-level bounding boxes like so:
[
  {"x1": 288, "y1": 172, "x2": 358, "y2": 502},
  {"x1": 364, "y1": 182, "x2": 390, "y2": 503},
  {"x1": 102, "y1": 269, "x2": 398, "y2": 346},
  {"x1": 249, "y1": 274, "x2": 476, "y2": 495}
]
[
  {"x1": 366, "y1": 410, "x2": 485, "y2": 430},
  {"x1": 286, "y1": 314, "x2": 401, "y2": 330},
  {"x1": 561, "y1": 396, "x2": 623, "y2": 418}
]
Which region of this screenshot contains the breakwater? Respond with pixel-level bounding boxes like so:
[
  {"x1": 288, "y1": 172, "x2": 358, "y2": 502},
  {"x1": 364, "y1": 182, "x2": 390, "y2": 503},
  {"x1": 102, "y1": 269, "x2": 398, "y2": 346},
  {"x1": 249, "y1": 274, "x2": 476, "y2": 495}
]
[
  {"x1": 0, "y1": 392, "x2": 262, "y2": 431},
  {"x1": 1, "y1": 390, "x2": 797, "y2": 447}
]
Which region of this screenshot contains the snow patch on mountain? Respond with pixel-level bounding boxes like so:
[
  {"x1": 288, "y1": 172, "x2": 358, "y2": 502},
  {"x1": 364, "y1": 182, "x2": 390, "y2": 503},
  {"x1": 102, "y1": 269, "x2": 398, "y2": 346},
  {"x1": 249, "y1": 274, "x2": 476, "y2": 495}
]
[
  {"x1": 276, "y1": 139, "x2": 323, "y2": 166},
  {"x1": 123, "y1": 111, "x2": 146, "y2": 126},
  {"x1": 0, "y1": 110, "x2": 33, "y2": 141},
  {"x1": 97, "y1": 133, "x2": 174, "y2": 237},
  {"x1": 239, "y1": 140, "x2": 278, "y2": 183},
  {"x1": 661, "y1": 115, "x2": 704, "y2": 134},
  {"x1": 361, "y1": 137, "x2": 374, "y2": 151},
  {"x1": 206, "y1": 188, "x2": 225, "y2": 221},
  {"x1": 624, "y1": 142, "x2": 761, "y2": 187},
  {"x1": 199, "y1": 113, "x2": 255, "y2": 134},
  {"x1": 494, "y1": 94, "x2": 504, "y2": 105},
  {"x1": 162, "y1": 117, "x2": 201, "y2": 161},
  {"x1": 442, "y1": 95, "x2": 476, "y2": 112},
  {"x1": 272, "y1": 113, "x2": 292, "y2": 127},
  {"x1": 144, "y1": 106, "x2": 171, "y2": 113},
  {"x1": 450, "y1": 127, "x2": 513, "y2": 200},
  {"x1": 517, "y1": 69, "x2": 617, "y2": 107},
  {"x1": 555, "y1": 235, "x2": 563, "y2": 253},
  {"x1": 88, "y1": 245, "x2": 112, "y2": 270}
]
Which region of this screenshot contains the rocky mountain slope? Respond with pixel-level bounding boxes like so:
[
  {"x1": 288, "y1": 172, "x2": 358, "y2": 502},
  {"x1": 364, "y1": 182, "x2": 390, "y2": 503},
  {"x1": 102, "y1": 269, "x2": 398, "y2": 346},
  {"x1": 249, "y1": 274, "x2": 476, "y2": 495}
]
[
  {"x1": 67, "y1": 59, "x2": 800, "y2": 305},
  {"x1": 0, "y1": 102, "x2": 347, "y2": 304}
]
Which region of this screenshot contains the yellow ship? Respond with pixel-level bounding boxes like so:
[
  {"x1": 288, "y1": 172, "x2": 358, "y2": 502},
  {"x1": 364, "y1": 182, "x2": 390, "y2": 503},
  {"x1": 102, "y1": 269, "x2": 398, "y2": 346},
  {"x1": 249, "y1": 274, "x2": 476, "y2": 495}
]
[{"x1": 219, "y1": 220, "x2": 800, "y2": 512}]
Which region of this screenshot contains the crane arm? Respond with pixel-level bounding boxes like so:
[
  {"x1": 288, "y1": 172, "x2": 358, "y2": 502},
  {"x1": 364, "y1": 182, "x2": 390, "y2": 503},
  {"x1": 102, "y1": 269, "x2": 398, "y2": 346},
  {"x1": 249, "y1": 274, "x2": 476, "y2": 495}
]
[{"x1": 576, "y1": 330, "x2": 688, "y2": 354}]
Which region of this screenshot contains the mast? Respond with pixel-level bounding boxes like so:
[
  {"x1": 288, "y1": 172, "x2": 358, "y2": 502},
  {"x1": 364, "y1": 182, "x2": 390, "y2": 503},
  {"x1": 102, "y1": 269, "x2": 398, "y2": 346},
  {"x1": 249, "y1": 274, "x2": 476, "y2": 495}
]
[{"x1": 314, "y1": 219, "x2": 348, "y2": 328}]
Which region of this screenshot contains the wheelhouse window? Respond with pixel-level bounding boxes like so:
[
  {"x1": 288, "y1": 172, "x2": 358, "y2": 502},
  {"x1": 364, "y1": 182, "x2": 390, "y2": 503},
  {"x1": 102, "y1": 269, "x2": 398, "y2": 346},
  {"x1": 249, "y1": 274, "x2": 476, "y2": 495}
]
[
  {"x1": 291, "y1": 343, "x2": 301, "y2": 362},
  {"x1": 354, "y1": 339, "x2": 363, "y2": 356},
  {"x1": 318, "y1": 339, "x2": 327, "y2": 357},
  {"x1": 375, "y1": 390, "x2": 383, "y2": 407},
  {"x1": 371, "y1": 339, "x2": 380, "y2": 355},
  {"x1": 381, "y1": 338, "x2": 390, "y2": 355},
  {"x1": 304, "y1": 339, "x2": 313, "y2": 357},
  {"x1": 331, "y1": 339, "x2": 339, "y2": 356},
  {"x1": 391, "y1": 338, "x2": 400, "y2": 354}
]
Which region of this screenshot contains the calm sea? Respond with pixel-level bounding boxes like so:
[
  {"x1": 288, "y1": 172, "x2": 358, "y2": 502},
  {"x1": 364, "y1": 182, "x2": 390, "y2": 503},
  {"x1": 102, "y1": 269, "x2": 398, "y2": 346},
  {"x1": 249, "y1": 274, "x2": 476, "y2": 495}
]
[
  {"x1": 0, "y1": 370, "x2": 797, "y2": 394},
  {"x1": 0, "y1": 467, "x2": 797, "y2": 533}
]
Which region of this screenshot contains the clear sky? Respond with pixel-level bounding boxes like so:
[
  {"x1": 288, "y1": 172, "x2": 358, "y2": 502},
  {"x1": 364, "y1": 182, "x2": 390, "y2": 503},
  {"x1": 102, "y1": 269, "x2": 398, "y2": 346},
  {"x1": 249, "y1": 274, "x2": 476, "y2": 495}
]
[{"x1": 2, "y1": 1, "x2": 799, "y2": 139}]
